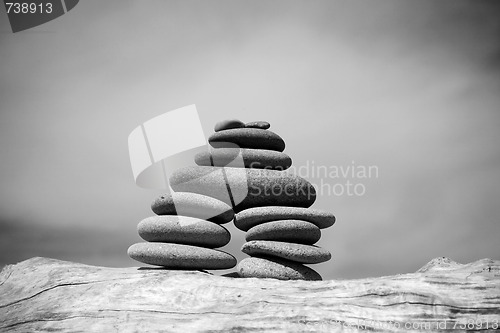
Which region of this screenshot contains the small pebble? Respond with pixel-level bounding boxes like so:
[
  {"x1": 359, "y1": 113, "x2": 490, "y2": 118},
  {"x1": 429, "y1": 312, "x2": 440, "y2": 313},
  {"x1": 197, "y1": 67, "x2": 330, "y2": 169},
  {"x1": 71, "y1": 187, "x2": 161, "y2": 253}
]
[
  {"x1": 214, "y1": 119, "x2": 245, "y2": 132},
  {"x1": 245, "y1": 121, "x2": 270, "y2": 130}
]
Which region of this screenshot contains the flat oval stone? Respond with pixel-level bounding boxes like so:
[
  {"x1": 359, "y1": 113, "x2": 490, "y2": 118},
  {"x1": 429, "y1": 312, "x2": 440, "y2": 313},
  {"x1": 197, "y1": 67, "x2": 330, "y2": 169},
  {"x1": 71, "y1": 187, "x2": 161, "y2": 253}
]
[
  {"x1": 245, "y1": 121, "x2": 270, "y2": 129},
  {"x1": 208, "y1": 128, "x2": 285, "y2": 152},
  {"x1": 127, "y1": 242, "x2": 236, "y2": 269},
  {"x1": 169, "y1": 166, "x2": 316, "y2": 212},
  {"x1": 235, "y1": 206, "x2": 335, "y2": 231},
  {"x1": 138, "y1": 216, "x2": 230, "y2": 248},
  {"x1": 246, "y1": 220, "x2": 320, "y2": 245},
  {"x1": 237, "y1": 257, "x2": 322, "y2": 280},
  {"x1": 195, "y1": 148, "x2": 292, "y2": 170},
  {"x1": 151, "y1": 192, "x2": 233, "y2": 224},
  {"x1": 214, "y1": 119, "x2": 245, "y2": 132},
  {"x1": 241, "y1": 240, "x2": 331, "y2": 264}
]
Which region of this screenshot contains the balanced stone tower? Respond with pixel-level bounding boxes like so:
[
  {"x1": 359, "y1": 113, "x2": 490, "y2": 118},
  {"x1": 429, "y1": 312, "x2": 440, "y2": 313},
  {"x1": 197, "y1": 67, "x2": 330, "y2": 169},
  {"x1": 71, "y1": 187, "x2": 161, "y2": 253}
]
[
  {"x1": 173, "y1": 119, "x2": 335, "y2": 280},
  {"x1": 128, "y1": 118, "x2": 335, "y2": 279}
]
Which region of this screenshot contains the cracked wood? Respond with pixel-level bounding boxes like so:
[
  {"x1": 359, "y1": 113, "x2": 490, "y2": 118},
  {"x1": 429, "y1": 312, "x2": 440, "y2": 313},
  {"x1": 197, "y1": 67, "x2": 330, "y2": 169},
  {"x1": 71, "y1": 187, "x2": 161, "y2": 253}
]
[{"x1": 0, "y1": 257, "x2": 499, "y2": 332}]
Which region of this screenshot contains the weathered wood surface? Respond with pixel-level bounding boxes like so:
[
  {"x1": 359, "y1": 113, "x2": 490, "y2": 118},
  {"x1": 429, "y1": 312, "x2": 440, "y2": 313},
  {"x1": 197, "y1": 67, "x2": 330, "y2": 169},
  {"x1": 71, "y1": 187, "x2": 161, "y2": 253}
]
[{"x1": 0, "y1": 257, "x2": 499, "y2": 332}]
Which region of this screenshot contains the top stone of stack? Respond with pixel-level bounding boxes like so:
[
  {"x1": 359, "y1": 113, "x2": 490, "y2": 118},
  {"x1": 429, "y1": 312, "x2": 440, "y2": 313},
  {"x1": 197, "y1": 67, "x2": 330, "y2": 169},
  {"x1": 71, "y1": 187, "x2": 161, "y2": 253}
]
[
  {"x1": 211, "y1": 119, "x2": 283, "y2": 151},
  {"x1": 245, "y1": 121, "x2": 271, "y2": 130}
]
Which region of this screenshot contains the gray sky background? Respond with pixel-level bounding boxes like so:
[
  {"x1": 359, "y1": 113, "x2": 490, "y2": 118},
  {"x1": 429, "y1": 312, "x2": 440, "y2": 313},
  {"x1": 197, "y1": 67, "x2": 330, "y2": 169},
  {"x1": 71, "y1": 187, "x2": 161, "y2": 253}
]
[{"x1": 0, "y1": 0, "x2": 499, "y2": 279}]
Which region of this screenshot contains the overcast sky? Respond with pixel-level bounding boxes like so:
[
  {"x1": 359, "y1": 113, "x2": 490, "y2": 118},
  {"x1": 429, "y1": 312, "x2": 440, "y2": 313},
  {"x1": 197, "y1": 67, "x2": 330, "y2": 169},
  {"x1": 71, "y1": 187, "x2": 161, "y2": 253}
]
[{"x1": 0, "y1": 0, "x2": 499, "y2": 279}]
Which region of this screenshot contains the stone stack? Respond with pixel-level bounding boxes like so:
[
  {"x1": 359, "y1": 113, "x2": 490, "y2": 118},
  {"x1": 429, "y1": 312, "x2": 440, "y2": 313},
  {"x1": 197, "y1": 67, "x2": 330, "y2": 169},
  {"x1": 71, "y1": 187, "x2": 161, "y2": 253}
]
[
  {"x1": 235, "y1": 206, "x2": 335, "y2": 280},
  {"x1": 169, "y1": 119, "x2": 335, "y2": 280},
  {"x1": 127, "y1": 192, "x2": 237, "y2": 270}
]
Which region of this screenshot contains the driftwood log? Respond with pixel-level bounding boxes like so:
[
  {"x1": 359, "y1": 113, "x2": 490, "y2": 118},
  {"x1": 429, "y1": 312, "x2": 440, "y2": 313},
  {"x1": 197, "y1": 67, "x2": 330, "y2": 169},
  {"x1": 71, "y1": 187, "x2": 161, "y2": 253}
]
[{"x1": 0, "y1": 257, "x2": 499, "y2": 332}]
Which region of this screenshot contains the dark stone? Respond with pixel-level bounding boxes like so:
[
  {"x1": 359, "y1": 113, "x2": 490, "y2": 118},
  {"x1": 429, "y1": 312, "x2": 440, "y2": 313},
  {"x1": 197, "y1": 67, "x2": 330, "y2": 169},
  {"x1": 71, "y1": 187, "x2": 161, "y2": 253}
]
[
  {"x1": 137, "y1": 216, "x2": 231, "y2": 248},
  {"x1": 235, "y1": 206, "x2": 335, "y2": 231},
  {"x1": 195, "y1": 148, "x2": 292, "y2": 170},
  {"x1": 241, "y1": 240, "x2": 331, "y2": 264},
  {"x1": 246, "y1": 220, "x2": 321, "y2": 245},
  {"x1": 128, "y1": 243, "x2": 237, "y2": 269},
  {"x1": 237, "y1": 257, "x2": 322, "y2": 280},
  {"x1": 209, "y1": 128, "x2": 285, "y2": 152},
  {"x1": 169, "y1": 166, "x2": 316, "y2": 212}
]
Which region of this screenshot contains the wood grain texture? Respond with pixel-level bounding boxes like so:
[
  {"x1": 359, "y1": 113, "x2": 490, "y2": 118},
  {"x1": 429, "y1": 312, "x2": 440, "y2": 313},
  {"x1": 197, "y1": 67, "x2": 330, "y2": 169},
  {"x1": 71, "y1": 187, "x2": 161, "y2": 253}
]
[{"x1": 0, "y1": 257, "x2": 499, "y2": 332}]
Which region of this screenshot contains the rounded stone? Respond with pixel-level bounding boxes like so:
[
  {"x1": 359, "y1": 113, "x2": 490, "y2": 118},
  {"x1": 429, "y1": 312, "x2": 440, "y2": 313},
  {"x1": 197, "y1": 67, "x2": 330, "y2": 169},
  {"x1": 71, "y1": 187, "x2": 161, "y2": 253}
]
[
  {"x1": 241, "y1": 240, "x2": 331, "y2": 264},
  {"x1": 137, "y1": 216, "x2": 230, "y2": 248},
  {"x1": 169, "y1": 166, "x2": 316, "y2": 212},
  {"x1": 235, "y1": 206, "x2": 335, "y2": 231},
  {"x1": 214, "y1": 119, "x2": 245, "y2": 132},
  {"x1": 208, "y1": 128, "x2": 285, "y2": 152},
  {"x1": 246, "y1": 220, "x2": 320, "y2": 245},
  {"x1": 127, "y1": 242, "x2": 236, "y2": 269},
  {"x1": 194, "y1": 148, "x2": 292, "y2": 170},
  {"x1": 237, "y1": 257, "x2": 322, "y2": 281},
  {"x1": 245, "y1": 121, "x2": 270, "y2": 130},
  {"x1": 151, "y1": 192, "x2": 233, "y2": 224}
]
